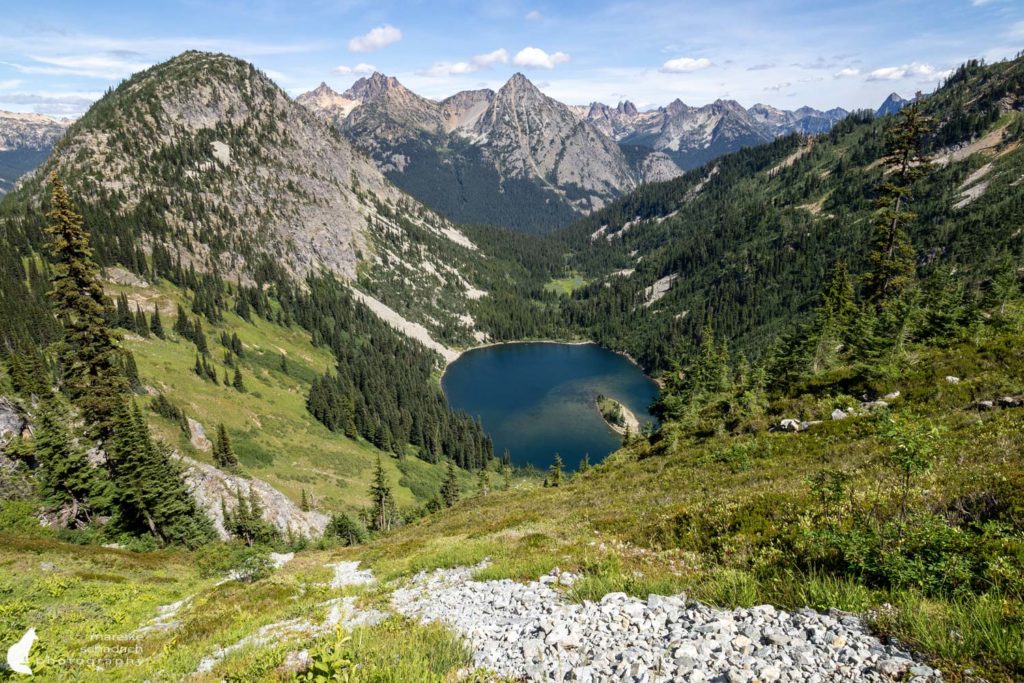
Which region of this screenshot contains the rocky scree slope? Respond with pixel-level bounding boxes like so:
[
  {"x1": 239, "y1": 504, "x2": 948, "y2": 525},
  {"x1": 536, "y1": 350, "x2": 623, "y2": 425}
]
[{"x1": 392, "y1": 564, "x2": 939, "y2": 682}]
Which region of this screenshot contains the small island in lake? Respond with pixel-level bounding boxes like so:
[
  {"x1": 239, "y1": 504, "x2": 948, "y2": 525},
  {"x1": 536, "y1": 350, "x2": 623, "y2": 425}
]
[{"x1": 595, "y1": 394, "x2": 640, "y2": 436}]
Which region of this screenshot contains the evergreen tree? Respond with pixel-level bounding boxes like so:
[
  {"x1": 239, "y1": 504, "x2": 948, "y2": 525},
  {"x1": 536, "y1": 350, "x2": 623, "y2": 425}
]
[
  {"x1": 213, "y1": 423, "x2": 239, "y2": 470},
  {"x1": 150, "y1": 305, "x2": 165, "y2": 338},
  {"x1": 325, "y1": 512, "x2": 367, "y2": 546},
  {"x1": 106, "y1": 400, "x2": 214, "y2": 547},
  {"x1": 44, "y1": 174, "x2": 128, "y2": 439},
  {"x1": 440, "y1": 459, "x2": 460, "y2": 507},
  {"x1": 29, "y1": 397, "x2": 111, "y2": 527},
  {"x1": 134, "y1": 305, "x2": 149, "y2": 337},
  {"x1": 222, "y1": 485, "x2": 277, "y2": 546},
  {"x1": 549, "y1": 453, "x2": 564, "y2": 487},
  {"x1": 232, "y1": 366, "x2": 245, "y2": 392},
  {"x1": 864, "y1": 100, "x2": 932, "y2": 307},
  {"x1": 279, "y1": 353, "x2": 289, "y2": 375},
  {"x1": 300, "y1": 488, "x2": 310, "y2": 512},
  {"x1": 579, "y1": 452, "x2": 590, "y2": 474},
  {"x1": 368, "y1": 456, "x2": 396, "y2": 531},
  {"x1": 477, "y1": 468, "x2": 490, "y2": 496}
]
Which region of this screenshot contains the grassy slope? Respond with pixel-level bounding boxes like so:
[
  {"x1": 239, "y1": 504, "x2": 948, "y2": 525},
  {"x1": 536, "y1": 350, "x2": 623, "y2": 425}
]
[
  {"x1": 108, "y1": 275, "x2": 476, "y2": 512},
  {"x1": 5, "y1": 329, "x2": 1020, "y2": 680}
]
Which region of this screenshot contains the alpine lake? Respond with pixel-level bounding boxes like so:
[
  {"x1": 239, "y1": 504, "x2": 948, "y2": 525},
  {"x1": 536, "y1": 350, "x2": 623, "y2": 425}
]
[{"x1": 441, "y1": 342, "x2": 658, "y2": 472}]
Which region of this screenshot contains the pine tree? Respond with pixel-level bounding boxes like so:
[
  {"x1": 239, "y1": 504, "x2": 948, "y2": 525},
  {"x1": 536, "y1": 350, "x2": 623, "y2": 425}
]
[
  {"x1": 477, "y1": 468, "x2": 490, "y2": 496},
  {"x1": 300, "y1": 488, "x2": 311, "y2": 512},
  {"x1": 232, "y1": 366, "x2": 245, "y2": 392},
  {"x1": 44, "y1": 174, "x2": 128, "y2": 439},
  {"x1": 864, "y1": 100, "x2": 932, "y2": 308},
  {"x1": 150, "y1": 305, "x2": 165, "y2": 338},
  {"x1": 440, "y1": 459, "x2": 460, "y2": 507},
  {"x1": 279, "y1": 353, "x2": 289, "y2": 375},
  {"x1": 30, "y1": 397, "x2": 111, "y2": 527},
  {"x1": 134, "y1": 305, "x2": 149, "y2": 337},
  {"x1": 223, "y1": 485, "x2": 277, "y2": 546},
  {"x1": 549, "y1": 453, "x2": 564, "y2": 487},
  {"x1": 106, "y1": 400, "x2": 214, "y2": 546},
  {"x1": 213, "y1": 423, "x2": 239, "y2": 470},
  {"x1": 368, "y1": 456, "x2": 396, "y2": 531},
  {"x1": 579, "y1": 452, "x2": 590, "y2": 474}
]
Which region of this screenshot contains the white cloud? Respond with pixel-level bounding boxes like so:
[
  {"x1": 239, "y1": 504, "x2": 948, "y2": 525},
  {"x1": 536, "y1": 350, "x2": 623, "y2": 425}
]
[
  {"x1": 764, "y1": 81, "x2": 792, "y2": 92},
  {"x1": 347, "y1": 25, "x2": 402, "y2": 53},
  {"x1": 474, "y1": 48, "x2": 509, "y2": 68},
  {"x1": 7, "y1": 54, "x2": 151, "y2": 80},
  {"x1": 866, "y1": 62, "x2": 950, "y2": 82},
  {"x1": 525, "y1": 10, "x2": 543, "y2": 20},
  {"x1": 971, "y1": 0, "x2": 994, "y2": 5},
  {"x1": 0, "y1": 79, "x2": 22, "y2": 90},
  {"x1": 419, "y1": 49, "x2": 509, "y2": 78},
  {"x1": 512, "y1": 47, "x2": 570, "y2": 69},
  {"x1": 659, "y1": 57, "x2": 713, "y2": 73},
  {"x1": 334, "y1": 63, "x2": 376, "y2": 75},
  {"x1": 833, "y1": 67, "x2": 860, "y2": 78}
]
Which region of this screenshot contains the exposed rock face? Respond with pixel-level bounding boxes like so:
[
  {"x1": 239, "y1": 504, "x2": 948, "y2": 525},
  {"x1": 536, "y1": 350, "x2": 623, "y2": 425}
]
[
  {"x1": 294, "y1": 82, "x2": 361, "y2": 123},
  {"x1": 175, "y1": 452, "x2": 329, "y2": 540},
  {"x1": 876, "y1": 92, "x2": 909, "y2": 117},
  {"x1": 0, "y1": 397, "x2": 28, "y2": 449},
  {"x1": 469, "y1": 73, "x2": 637, "y2": 212},
  {"x1": 297, "y1": 74, "x2": 849, "y2": 228}
]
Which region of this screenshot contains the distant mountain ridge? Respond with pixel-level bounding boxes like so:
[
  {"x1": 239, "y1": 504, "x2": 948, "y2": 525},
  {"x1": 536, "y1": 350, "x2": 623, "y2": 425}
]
[
  {"x1": 299, "y1": 75, "x2": 851, "y2": 231},
  {"x1": 0, "y1": 110, "x2": 71, "y2": 195}
]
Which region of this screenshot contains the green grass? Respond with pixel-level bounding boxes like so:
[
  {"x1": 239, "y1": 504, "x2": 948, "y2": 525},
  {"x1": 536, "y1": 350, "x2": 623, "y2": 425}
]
[
  {"x1": 110, "y1": 277, "x2": 465, "y2": 512},
  {"x1": 543, "y1": 273, "x2": 588, "y2": 295}
]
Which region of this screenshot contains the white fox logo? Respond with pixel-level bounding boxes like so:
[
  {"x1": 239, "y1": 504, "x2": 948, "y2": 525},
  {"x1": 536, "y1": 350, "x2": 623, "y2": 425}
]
[{"x1": 6, "y1": 628, "x2": 36, "y2": 676}]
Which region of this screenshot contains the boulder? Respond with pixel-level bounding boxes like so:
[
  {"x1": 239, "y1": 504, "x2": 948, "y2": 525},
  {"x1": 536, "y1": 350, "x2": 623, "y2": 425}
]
[
  {"x1": 188, "y1": 418, "x2": 212, "y2": 451},
  {"x1": 969, "y1": 400, "x2": 995, "y2": 411},
  {"x1": 883, "y1": 391, "x2": 901, "y2": 400},
  {"x1": 830, "y1": 408, "x2": 848, "y2": 421},
  {"x1": 860, "y1": 400, "x2": 888, "y2": 411},
  {"x1": 996, "y1": 395, "x2": 1024, "y2": 408},
  {"x1": 945, "y1": 375, "x2": 960, "y2": 384},
  {"x1": 175, "y1": 452, "x2": 329, "y2": 540},
  {"x1": 779, "y1": 418, "x2": 802, "y2": 432}
]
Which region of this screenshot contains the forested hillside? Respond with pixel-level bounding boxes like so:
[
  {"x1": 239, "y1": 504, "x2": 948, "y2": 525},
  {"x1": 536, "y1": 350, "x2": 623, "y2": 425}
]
[{"x1": 551, "y1": 57, "x2": 1024, "y2": 371}]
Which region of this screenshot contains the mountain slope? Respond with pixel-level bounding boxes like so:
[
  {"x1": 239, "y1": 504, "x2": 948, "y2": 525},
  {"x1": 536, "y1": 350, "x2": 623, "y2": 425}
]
[
  {"x1": 0, "y1": 110, "x2": 70, "y2": 195},
  {"x1": 551, "y1": 56, "x2": 1024, "y2": 371},
  {"x1": 300, "y1": 76, "x2": 851, "y2": 230},
  {"x1": 0, "y1": 51, "x2": 494, "y2": 347}
]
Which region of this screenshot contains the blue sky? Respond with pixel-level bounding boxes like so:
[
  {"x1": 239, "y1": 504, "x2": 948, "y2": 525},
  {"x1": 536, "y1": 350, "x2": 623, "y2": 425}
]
[{"x1": 0, "y1": 0, "x2": 1021, "y2": 117}]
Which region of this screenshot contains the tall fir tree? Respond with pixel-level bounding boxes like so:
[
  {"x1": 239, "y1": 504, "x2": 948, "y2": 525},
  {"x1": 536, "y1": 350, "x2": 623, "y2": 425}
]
[
  {"x1": 150, "y1": 304, "x2": 165, "y2": 338},
  {"x1": 864, "y1": 99, "x2": 933, "y2": 308},
  {"x1": 368, "y1": 456, "x2": 396, "y2": 531},
  {"x1": 44, "y1": 174, "x2": 128, "y2": 439},
  {"x1": 213, "y1": 423, "x2": 239, "y2": 470},
  {"x1": 106, "y1": 400, "x2": 214, "y2": 546},
  {"x1": 440, "y1": 459, "x2": 460, "y2": 507}
]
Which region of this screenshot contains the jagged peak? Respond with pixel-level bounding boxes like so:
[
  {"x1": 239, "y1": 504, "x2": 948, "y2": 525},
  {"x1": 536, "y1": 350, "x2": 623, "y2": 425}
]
[
  {"x1": 343, "y1": 72, "x2": 407, "y2": 101},
  {"x1": 500, "y1": 72, "x2": 542, "y2": 95}
]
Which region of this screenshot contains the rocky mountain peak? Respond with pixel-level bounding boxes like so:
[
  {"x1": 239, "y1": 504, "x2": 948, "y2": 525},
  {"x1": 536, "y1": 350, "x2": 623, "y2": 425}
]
[
  {"x1": 344, "y1": 72, "x2": 405, "y2": 102},
  {"x1": 876, "y1": 92, "x2": 908, "y2": 117},
  {"x1": 665, "y1": 98, "x2": 689, "y2": 115},
  {"x1": 617, "y1": 101, "x2": 638, "y2": 117}
]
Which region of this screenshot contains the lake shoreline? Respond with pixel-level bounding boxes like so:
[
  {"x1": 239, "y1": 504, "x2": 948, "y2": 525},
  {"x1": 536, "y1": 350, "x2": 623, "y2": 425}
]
[{"x1": 443, "y1": 338, "x2": 648, "y2": 382}]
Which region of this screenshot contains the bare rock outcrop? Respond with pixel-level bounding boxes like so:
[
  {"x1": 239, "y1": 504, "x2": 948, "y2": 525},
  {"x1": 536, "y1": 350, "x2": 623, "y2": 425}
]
[{"x1": 175, "y1": 453, "x2": 329, "y2": 540}]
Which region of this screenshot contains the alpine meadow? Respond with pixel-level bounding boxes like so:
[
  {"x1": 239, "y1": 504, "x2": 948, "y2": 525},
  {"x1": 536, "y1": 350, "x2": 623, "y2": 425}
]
[{"x1": 0, "y1": 3, "x2": 1022, "y2": 682}]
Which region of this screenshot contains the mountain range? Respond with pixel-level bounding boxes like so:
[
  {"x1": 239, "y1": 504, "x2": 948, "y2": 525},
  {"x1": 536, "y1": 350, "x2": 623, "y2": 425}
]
[
  {"x1": 297, "y1": 73, "x2": 852, "y2": 231},
  {"x1": 0, "y1": 110, "x2": 70, "y2": 195}
]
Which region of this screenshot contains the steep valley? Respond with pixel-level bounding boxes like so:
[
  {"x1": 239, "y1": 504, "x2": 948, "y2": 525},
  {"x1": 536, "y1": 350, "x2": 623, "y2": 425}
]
[{"x1": 0, "y1": 49, "x2": 1023, "y2": 683}]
